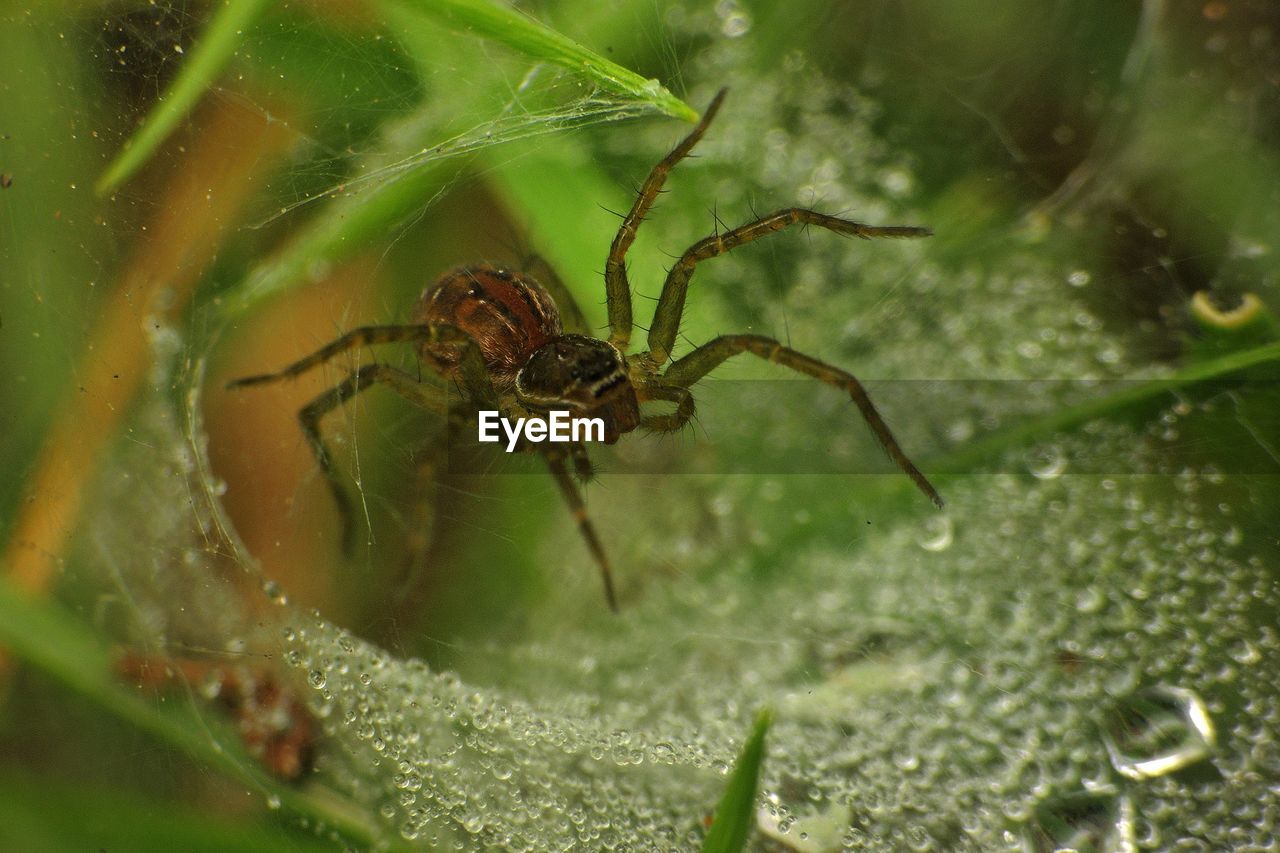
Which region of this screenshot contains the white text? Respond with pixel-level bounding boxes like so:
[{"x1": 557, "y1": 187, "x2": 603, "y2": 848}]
[{"x1": 477, "y1": 410, "x2": 604, "y2": 452}]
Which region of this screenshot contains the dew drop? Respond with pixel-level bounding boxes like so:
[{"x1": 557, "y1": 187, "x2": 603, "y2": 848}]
[
  {"x1": 1025, "y1": 444, "x2": 1068, "y2": 480},
  {"x1": 262, "y1": 579, "x2": 287, "y2": 605},
  {"x1": 714, "y1": 0, "x2": 752, "y2": 36},
  {"x1": 917, "y1": 514, "x2": 954, "y2": 552},
  {"x1": 1074, "y1": 586, "x2": 1106, "y2": 614},
  {"x1": 1102, "y1": 686, "x2": 1216, "y2": 780},
  {"x1": 1228, "y1": 640, "x2": 1261, "y2": 666},
  {"x1": 1022, "y1": 789, "x2": 1122, "y2": 853}
]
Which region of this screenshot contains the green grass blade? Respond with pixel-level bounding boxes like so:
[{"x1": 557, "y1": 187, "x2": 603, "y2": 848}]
[
  {"x1": 702, "y1": 708, "x2": 772, "y2": 853},
  {"x1": 932, "y1": 339, "x2": 1280, "y2": 476},
  {"x1": 0, "y1": 574, "x2": 380, "y2": 847},
  {"x1": 94, "y1": 0, "x2": 274, "y2": 195},
  {"x1": 222, "y1": 0, "x2": 691, "y2": 320},
  {"x1": 485, "y1": 139, "x2": 631, "y2": 330},
  {"x1": 0, "y1": 768, "x2": 335, "y2": 853},
  {"x1": 382, "y1": 0, "x2": 697, "y2": 122}
]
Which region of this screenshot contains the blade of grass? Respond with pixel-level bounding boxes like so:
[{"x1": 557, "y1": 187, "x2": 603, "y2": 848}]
[
  {"x1": 0, "y1": 768, "x2": 336, "y2": 853},
  {"x1": 381, "y1": 0, "x2": 697, "y2": 123},
  {"x1": 222, "y1": 2, "x2": 695, "y2": 319},
  {"x1": 485, "y1": 138, "x2": 632, "y2": 331},
  {"x1": 702, "y1": 708, "x2": 772, "y2": 853},
  {"x1": 2, "y1": 97, "x2": 296, "y2": 674},
  {"x1": 0, "y1": 574, "x2": 381, "y2": 847},
  {"x1": 95, "y1": 0, "x2": 274, "y2": 195},
  {"x1": 931, "y1": 339, "x2": 1280, "y2": 476}
]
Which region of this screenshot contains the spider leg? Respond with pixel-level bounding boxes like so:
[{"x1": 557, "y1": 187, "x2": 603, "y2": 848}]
[
  {"x1": 227, "y1": 323, "x2": 499, "y2": 410},
  {"x1": 544, "y1": 449, "x2": 619, "y2": 613},
  {"x1": 391, "y1": 421, "x2": 455, "y2": 615},
  {"x1": 645, "y1": 209, "x2": 931, "y2": 363},
  {"x1": 524, "y1": 254, "x2": 592, "y2": 337},
  {"x1": 636, "y1": 383, "x2": 696, "y2": 433},
  {"x1": 604, "y1": 88, "x2": 728, "y2": 352},
  {"x1": 297, "y1": 363, "x2": 450, "y2": 553},
  {"x1": 662, "y1": 335, "x2": 943, "y2": 508},
  {"x1": 567, "y1": 441, "x2": 595, "y2": 482}
]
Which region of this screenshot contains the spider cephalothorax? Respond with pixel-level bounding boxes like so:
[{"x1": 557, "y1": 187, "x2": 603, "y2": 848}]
[
  {"x1": 515, "y1": 335, "x2": 639, "y2": 444},
  {"x1": 229, "y1": 89, "x2": 941, "y2": 613}
]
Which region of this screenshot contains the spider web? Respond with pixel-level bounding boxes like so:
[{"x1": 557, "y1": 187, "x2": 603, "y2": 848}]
[{"x1": 4, "y1": 0, "x2": 1280, "y2": 851}]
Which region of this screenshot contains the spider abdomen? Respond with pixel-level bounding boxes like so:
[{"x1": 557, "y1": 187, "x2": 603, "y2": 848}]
[{"x1": 412, "y1": 265, "x2": 562, "y2": 384}]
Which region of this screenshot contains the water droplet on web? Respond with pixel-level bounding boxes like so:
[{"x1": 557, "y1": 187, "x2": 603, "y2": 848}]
[
  {"x1": 946, "y1": 418, "x2": 975, "y2": 442},
  {"x1": 1075, "y1": 586, "x2": 1106, "y2": 614},
  {"x1": 1228, "y1": 640, "x2": 1261, "y2": 666},
  {"x1": 917, "y1": 514, "x2": 953, "y2": 552},
  {"x1": 714, "y1": 0, "x2": 752, "y2": 36},
  {"x1": 309, "y1": 670, "x2": 327, "y2": 690},
  {"x1": 758, "y1": 796, "x2": 854, "y2": 851},
  {"x1": 1021, "y1": 789, "x2": 1128, "y2": 852},
  {"x1": 1102, "y1": 686, "x2": 1216, "y2": 780},
  {"x1": 1025, "y1": 444, "x2": 1067, "y2": 480},
  {"x1": 262, "y1": 579, "x2": 287, "y2": 605},
  {"x1": 880, "y1": 167, "x2": 914, "y2": 197}
]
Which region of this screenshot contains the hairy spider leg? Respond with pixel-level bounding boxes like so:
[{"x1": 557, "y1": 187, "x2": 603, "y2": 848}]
[
  {"x1": 392, "y1": 421, "x2": 454, "y2": 613},
  {"x1": 227, "y1": 323, "x2": 499, "y2": 411},
  {"x1": 544, "y1": 449, "x2": 620, "y2": 612},
  {"x1": 297, "y1": 364, "x2": 452, "y2": 553},
  {"x1": 227, "y1": 322, "x2": 501, "y2": 551},
  {"x1": 567, "y1": 441, "x2": 595, "y2": 482},
  {"x1": 662, "y1": 335, "x2": 944, "y2": 509},
  {"x1": 646, "y1": 209, "x2": 931, "y2": 363},
  {"x1": 604, "y1": 88, "x2": 728, "y2": 352},
  {"x1": 636, "y1": 383, "x2": 696, "y2": 433}
]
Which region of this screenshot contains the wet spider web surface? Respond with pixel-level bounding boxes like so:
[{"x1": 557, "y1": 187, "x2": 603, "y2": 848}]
[{"x1": 4, "y1": 0, "x2": 1280, "y2": 850}]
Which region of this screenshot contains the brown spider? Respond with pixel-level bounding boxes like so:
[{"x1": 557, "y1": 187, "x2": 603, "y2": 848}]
[
  {"x1": 116, "y1": 651, "x2": 316, "y2": 782},
  {"x1": 228, "y1": 89, "x2": 942, "y2": 613}
]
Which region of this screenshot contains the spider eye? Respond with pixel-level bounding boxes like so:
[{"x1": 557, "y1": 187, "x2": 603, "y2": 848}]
[
  {"x1": 515, "y1": 336, "x2": 639, "y2": 441},
  {"x1": 516, "y1": 335, "x2": 624, "y2": 407}
]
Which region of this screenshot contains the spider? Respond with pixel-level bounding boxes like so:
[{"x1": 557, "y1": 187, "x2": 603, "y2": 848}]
[
  {"x1": 117, "y1": 651, "x2": 316, "y2": 782},
  {"x1": 228, "y1": 89, "x2": 942, "y2": 613}
]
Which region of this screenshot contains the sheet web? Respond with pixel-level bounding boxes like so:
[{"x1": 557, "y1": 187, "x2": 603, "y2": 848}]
[
  {"x1": 33, "y1": 0, "x2": 1280, "y2": 850},
  {"x1": 87, "y1": 321, "x2": 1280, "y2": 851}
]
